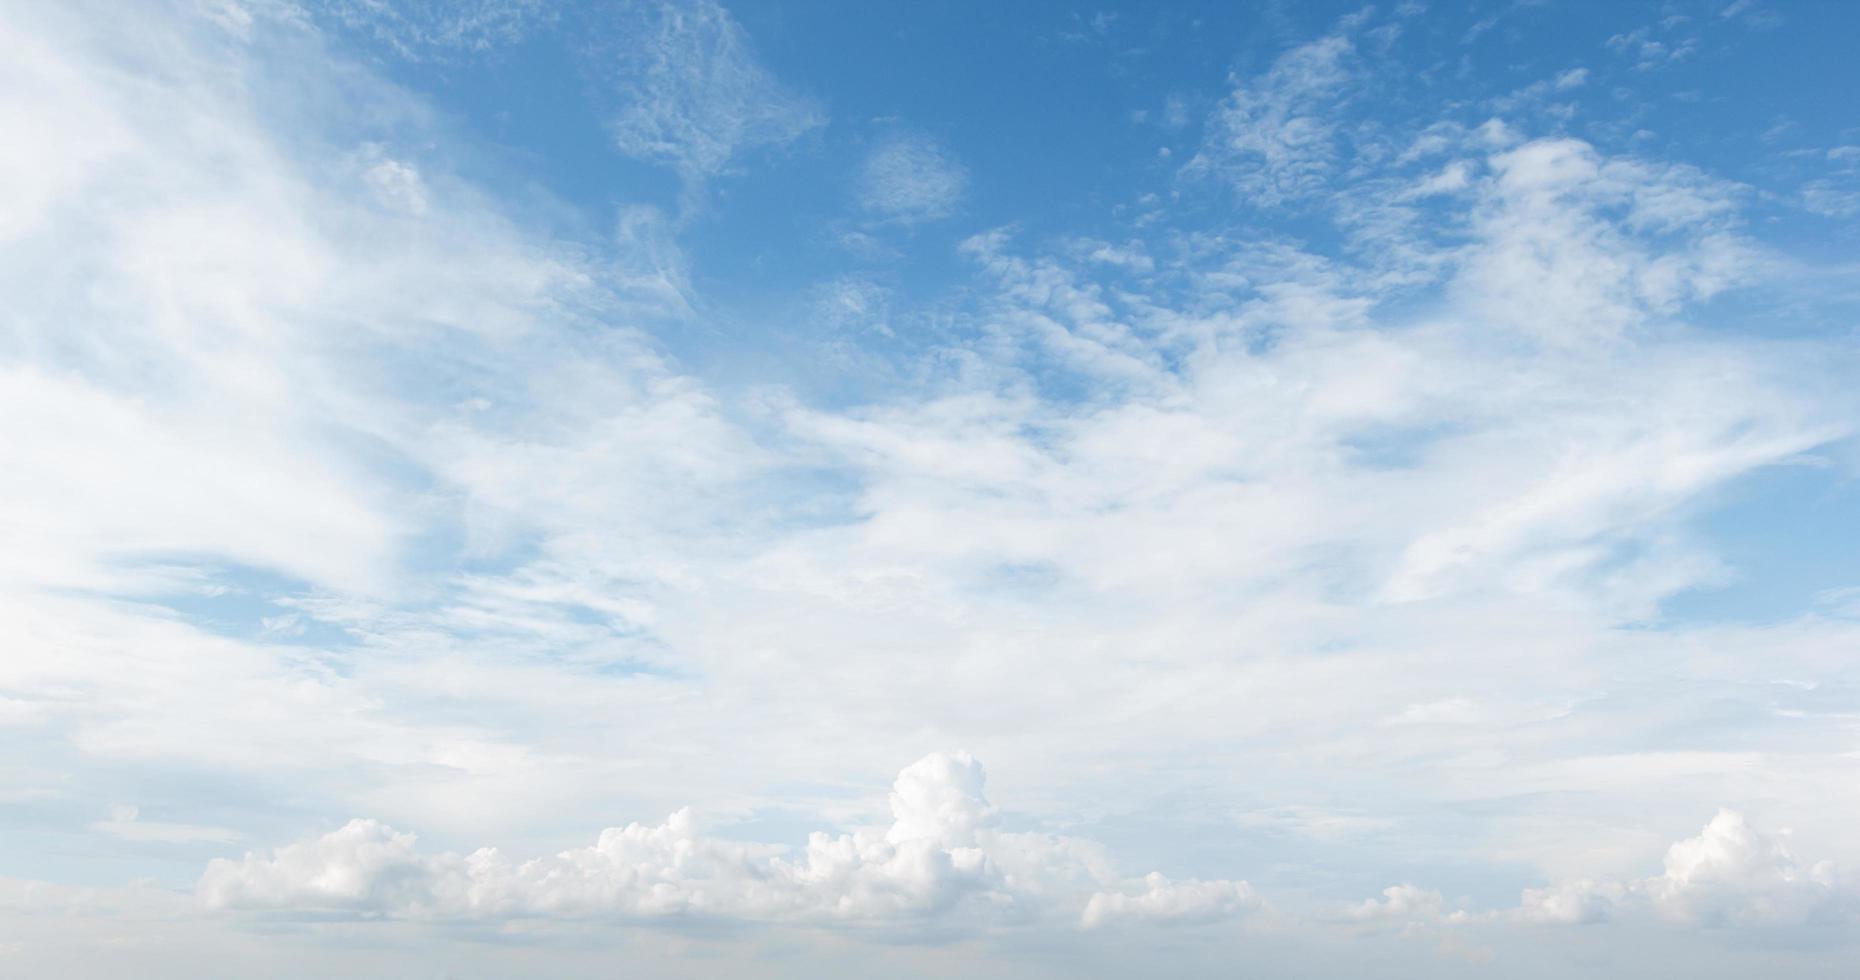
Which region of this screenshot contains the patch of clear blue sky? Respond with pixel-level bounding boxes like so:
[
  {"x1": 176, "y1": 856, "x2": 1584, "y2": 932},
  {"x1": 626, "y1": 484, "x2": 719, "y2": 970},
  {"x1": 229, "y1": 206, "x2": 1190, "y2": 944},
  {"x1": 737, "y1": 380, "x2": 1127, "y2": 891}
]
[
  {"x1": 1663, "y1": 454, "x2": 1860, "y2": 625},
  {"x1": 335, "y1": 0, "x2": 1860, "y2": 285},
  {"x1": 312, "y1": 0, "x2": 1860, "y2": 624}
]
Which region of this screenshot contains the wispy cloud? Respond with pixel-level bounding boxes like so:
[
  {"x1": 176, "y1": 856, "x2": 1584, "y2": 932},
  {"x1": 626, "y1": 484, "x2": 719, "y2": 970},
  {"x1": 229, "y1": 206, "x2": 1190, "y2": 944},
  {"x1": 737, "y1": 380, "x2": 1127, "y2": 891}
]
[
  {"x1": 582, "y1": 0, "x2": 825, "y2": 189},
  {"x1": 855, "y1": 131, "x2": 968, "y2": 225},
  {"x1": 92, "y1": 805, "x2": 241, "y2": 845},
  {"x1": 1186, "y1": 34, "x2": 1355, "y2": 206},
  {"x1": 313, "y1": 0, "x2": 556, "y2": 59},
  {"x1": 1607, "y1": 23, "x2": 1700, "y2": 71}
]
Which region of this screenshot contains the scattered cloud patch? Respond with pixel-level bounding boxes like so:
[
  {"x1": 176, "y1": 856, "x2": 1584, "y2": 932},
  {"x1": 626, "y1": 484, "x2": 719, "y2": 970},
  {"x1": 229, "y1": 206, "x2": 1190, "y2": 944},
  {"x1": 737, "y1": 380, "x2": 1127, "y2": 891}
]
[
  {"x1": 92, "y1": 805, "x2": 241, "y2": 845},
  {"x1": 201, "y1": 753, "x2": 1258, "y2": 933},
  {"x1": 1554, "y1": 67, "x2": 1589, "y2": 90},
  {"x1": 584, "y1": 0, "x2": 825, "y2": 187},
  {"x1": 1607, "y1": 24, "x2": 1699, "y2": 70},
  {"x1": 1352, "y1": 884, "x2": 1469, "y2": 924},
  {"x1": 313, "y1": 0, "x2": 555, "y2": 59},
  {"x1": 359, "y1": 153, "x2": 430, "y2": 216},
  {"x1": 1187, "y1": 35, "x2": 1355, "y2": 205},
  {"x1": 855, "y1": 132, "x2": 968, "y2": 225},
  {"x1": 1372, "y1": 811, "x2": 1854, "y2": 929},
  {"x1": 1082, "y1": 873, "x2": 1262, "y2": 928}
]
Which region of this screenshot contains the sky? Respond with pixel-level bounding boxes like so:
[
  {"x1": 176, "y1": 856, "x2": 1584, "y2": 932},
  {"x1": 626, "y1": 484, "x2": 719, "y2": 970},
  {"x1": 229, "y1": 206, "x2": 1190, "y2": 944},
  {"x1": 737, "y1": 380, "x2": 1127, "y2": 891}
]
[{"x1": 3, "y1": 0, "x2": 1860, "y2": 975}]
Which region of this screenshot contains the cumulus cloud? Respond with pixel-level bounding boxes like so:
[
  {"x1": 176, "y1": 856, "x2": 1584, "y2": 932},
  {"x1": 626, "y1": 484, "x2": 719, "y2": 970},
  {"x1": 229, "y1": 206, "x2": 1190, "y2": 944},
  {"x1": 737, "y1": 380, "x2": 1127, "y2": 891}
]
[
  {"x1": 855, "y1": 132, "x2": 968, "y2": 224},
  {"x1": 1372, "y1": 810, "x2": 1852, "y2": 929},
  {"x1": 1641, "y1": 810, "x2": 1847, "y2": 927},
  {"x1": 884, "y1": 752, "x2": 995, "y2": 848},
  {"x1": 200, "y1": 753, "x2": 1258, "y2": 932}
]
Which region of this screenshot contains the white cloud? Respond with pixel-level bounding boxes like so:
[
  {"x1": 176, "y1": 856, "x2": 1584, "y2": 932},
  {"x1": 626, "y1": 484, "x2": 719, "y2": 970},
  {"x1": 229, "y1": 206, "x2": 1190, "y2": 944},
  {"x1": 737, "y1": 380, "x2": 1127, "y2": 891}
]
[
  {"x1": 884, "y1": 752, "x2": 995, "y2": 848},
  {"x1": 360, "y1": 155, "x2": 430, "y2": 216},
  {"x1": 91, "y1": 805, "x2": 241, "y2": 845},
  {"x1": 1606, "y1": 25, "x2": 1698, "y2": 70},
  {"x1": 1352, "y1": 884, "x2": 1467, "y2": 923},
  {"x1": 1451, "y1": 137, "x2": 1752, "y2": 345},
  {"x1": 611, "y1": 202, "x2": 696, "y2": 314},
  {"x1": 1082, "y1": 873, "x2": 1262, "y2": 928},
  {"x1": 1719, "y1": 0, "x2": 1782, "y2": 28},
  {"x1": 313, "y1": 0, "x2": 555, "y2": 59},
  {"x1": 0, "y1": 11, "x2": 132, "y2": 240},
  {"x1": 810, "y1": 276, "x2": 893, "y2": 336},
  {"x1": 1801, "y1": 179, "x2": 1860, "y2": 218},
  {"x1": 585, "y1": 0, "x2": 824, "y2": 187},
  {"x1": 1404, "y1": 159, "x2": 1473, "y2": 197},
  {"x1": 855, "y1": 133, "x2": 968, "y2": 224},
  {"x1": 1187, "y1": 35, "x2": 1354, "y2": 205},
  {"x1": 1642, "y1": 810, "x2": 1846, "y2": 927},
  {"x1": 200, "y1": 753, "x2": 1257, "y2": 931},
  {"x1": 1516, "y1": 878, "x2": 1626, "y2": 924},
  {"x1": 308, "y1": 0, "x2": 822, "y2": 192},
  {"x1": 1372, "y1": 810, "x2": 1852, "y2": 929}
]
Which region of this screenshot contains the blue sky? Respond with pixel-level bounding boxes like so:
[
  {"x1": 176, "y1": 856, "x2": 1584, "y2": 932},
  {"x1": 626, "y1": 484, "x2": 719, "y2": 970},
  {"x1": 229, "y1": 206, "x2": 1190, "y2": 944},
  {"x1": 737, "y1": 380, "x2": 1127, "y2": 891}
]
[{"x1": 4, "y1": 0, "x2": 1860, "y2": 976}]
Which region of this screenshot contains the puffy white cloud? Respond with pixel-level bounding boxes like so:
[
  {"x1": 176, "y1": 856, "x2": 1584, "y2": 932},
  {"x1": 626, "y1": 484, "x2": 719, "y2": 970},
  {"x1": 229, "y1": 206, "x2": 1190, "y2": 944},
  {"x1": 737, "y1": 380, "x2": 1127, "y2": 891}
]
[
  {"x1": 200, "y1": 753, "x2": 1258, "y2": 932},
  {"x1": 1516, "y1": 879, "x2": 1626, "y2": 925},
  {"x1": 198, "y1": 819, "x2": 437, "y2": 913},
  {"x1": 1642, "y1": 810, "x2": 1846, "y2": 927},
  {"x1": 884, "y1": 751, "x2": 995, "y2": 848},
  {"x1": 1373, "y1": 811, "x2": 1852, "y2": 929},
  {"x1": 1352, "y1": 884, "x2": 1464, "y2": 923},
  {"x1": 1514, "y1": 810, "x2": 1849, "y2": 929},
  {"x1": 1455, "y1": 137, "x2": 1751, "y2": 344}
]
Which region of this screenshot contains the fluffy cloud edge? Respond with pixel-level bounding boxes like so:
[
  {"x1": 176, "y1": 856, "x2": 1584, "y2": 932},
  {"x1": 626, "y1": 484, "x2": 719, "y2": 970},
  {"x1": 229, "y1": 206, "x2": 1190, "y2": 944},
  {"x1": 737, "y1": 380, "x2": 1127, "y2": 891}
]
[
  {"x1": 1360, "y1": 809, "x2": 1855, "y2": 931},
  {"x1": 197, "y1": 752, "x2": 1260, "y2": 934}
]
